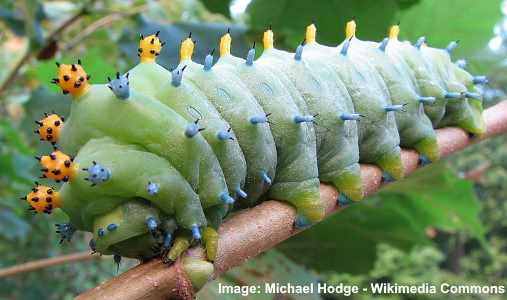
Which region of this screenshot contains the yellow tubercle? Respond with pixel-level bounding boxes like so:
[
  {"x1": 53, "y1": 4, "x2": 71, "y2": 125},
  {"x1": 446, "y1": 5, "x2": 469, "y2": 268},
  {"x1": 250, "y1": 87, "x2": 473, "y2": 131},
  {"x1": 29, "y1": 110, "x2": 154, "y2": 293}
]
[
  {"x1": 24, "y1": 185, "x2": 61, "y2": 214},
  {"x1": 345, "y1": 19, "x2": 356, "y2": 39},
  {"x1": 389, "y1": 25, "x2": 400, "y2": 40},
  {"x1": 219, "y1": 33, "x2": 232, "y2": 57},
  {"x1": 39, "y1": 150, "x2": 78, "y2": 182},
  {"x1": 139, "y1": 32, "x2": 163, "y2": 63},
  {"x1": 180, "y1": 38, "x2": 194, "y2": 62},
  {"x1": 263, "y1": 29, "x2": 274, "y2": 49},
  {"x1": 305, "y1": 24, "x2": 317, "y2": 43},
  {"x1": 54, "y1": 62, "x2": 90, "y2": 97}
]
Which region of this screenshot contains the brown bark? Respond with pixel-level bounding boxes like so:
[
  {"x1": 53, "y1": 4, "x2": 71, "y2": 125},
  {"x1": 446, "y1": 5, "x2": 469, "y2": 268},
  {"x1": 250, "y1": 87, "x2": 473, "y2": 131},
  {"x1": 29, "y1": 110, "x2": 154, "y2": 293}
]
[{"x1": 76, "y1": 101, "x2": 507, "y2": 300}]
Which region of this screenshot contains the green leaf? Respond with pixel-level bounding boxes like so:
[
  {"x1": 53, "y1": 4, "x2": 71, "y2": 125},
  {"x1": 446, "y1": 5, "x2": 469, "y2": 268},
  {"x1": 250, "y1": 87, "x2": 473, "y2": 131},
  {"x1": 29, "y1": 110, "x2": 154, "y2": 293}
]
[
  {"x1": 197, "y1": 250, "x2": 322, "y2": 299},
  {"x1": 199, "y1": 0, "x2": 231, "y2": 18},
  {"x1": 276, "y1": 163, "x2": 485, "y2": 274}
]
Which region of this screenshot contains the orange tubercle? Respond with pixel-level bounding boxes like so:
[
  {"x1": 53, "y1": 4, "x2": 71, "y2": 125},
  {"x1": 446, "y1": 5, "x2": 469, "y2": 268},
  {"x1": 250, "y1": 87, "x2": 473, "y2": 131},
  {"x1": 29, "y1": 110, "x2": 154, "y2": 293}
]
[
  {"x1": 36, "y1": 113, "x2": 64, "y2": 144},
  {"x1": 24, "y1": 185, "x2": 61, "y2": 214},
  {"x1": 53, "y1": 61, "x2": 90, "y2": 97},
  {"x1": 38, "y1": 150, "x2": 78, "y2": 182}
]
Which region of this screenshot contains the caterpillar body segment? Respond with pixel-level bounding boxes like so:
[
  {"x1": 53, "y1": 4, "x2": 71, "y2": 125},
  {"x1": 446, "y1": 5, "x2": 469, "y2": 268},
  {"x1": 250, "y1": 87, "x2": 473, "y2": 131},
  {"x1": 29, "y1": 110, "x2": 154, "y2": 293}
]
[
  {"x1": 58, "y1": 84, "x2": 229, "y2": 209},
  {"x1": 419, "y1": 45, "x2": 485, "y2": 135},
  {"x1": 177, "y1": 37, "x2": 278, "y2": 207},
  {"x1": 303, "y1": 25, "x2": 403, "y2": 180},
  {"x1": 383, "y1": 31, "x2": 448, "y2": 126},
  {"x1": 255, "y1": 30, "x2": 363, "y2": 201},
  {"x1": 128, "y1": 61, "x2": 248, "y2": 201},
  {"x1": 343, "y1": 23, "x2": 439, "y2": 162},
  {"x1": 215, "y1": 34, "x2": 324, "y2": 222}
]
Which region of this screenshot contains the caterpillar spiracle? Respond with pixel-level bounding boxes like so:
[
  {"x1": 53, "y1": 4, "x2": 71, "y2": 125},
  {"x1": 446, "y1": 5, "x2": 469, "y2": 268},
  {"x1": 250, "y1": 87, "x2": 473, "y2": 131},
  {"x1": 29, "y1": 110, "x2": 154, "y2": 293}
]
[{"x1": 23, "y1": 20, "x2": 485, "y2": 285}]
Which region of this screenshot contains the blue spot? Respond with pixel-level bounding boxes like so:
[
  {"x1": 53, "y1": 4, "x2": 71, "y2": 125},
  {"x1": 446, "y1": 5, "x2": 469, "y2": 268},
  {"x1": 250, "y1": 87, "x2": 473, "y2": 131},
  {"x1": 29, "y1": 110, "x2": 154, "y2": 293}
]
[
  {"x1": 414, "y1": 36, "x2": 426, "y2": 49},
  {"x1": 464, "y1": 91, "x2": 481, "y2": 100},
  {"x1": 445, "y1": 92, "x2": 463, "y2": 99},
  {"x1": 378, "y1": 38, "x2": 389, "y2": 52},
  {"x1": 417, "y1": 96, "x2": 435, "y2": 104},
  {"x1": 107, "y1": 72, "x2": 130, "y2": 100},
  {"x1": 294, "y1": 115, "x2": 314, "y2": 124},
  {"x1": 340, "y1": 39, "x2": 351, "y2": 56},
  {"x1": 236, "y1": 187, "x2": 247, "y2": 199},
  {"x1": 340, "y1": 112, "x2": 362, "y2": 121},
  {"x1": 472, "y1": 76, "x2": 488, "y2": 85},
  {"x1": 107, "y1": 223, "x2": 118, "y2": 231},
  {"x1": 217, "y1": 130, "x2": 233, "y2": 141},
  {"x1": 97, "y1": 228, "x2": 105, "y2": 237},
  {"x1": 86, "y1": 162, "x2": 111, "y2": 185},
  {"x1": 163, "y1": 232, "x2": 172, "y2": 248},
  {"x1": 382, "y1": 172, "x2": 396, "y2": 183},
  {"x1": 147, "y1": 182, "x2": 160, "y2": 195},
  {"x1": 261, "y1": 171, "x2": 272, "y2": 185},
  {"x1": 419, "y1": 155, "x2": 432, "y2": 166},
  {"x1": 185, "y1": 122, "x2": 200, "y2": 138},
  {"x1": 171, "y1": 66, "x2": 186, "y2": 87},
  {"x1": 446, "y1": 40, "x2": 459, "y2": 53},
  {"x1": 246, "y1": 47, "x2": 255, "y2": 65},
  {"x1": 55, "y1": 223, "x2": 76, "y2": 243},
  {"x1": 204, "y1": 54, "x2": 214, "y2": 71},
  {"x1": 384, "y1": 104, "x2": 406, "y2": 112},
  {"x1": 191, "y1": 224, "x2": 201, "y2": 240},
  {"x1": 294, "y1": 44, "x2": 303, "y2": 61},
  {"x1": 250, "y1": 114, "x2": 268, "y2": 125}
]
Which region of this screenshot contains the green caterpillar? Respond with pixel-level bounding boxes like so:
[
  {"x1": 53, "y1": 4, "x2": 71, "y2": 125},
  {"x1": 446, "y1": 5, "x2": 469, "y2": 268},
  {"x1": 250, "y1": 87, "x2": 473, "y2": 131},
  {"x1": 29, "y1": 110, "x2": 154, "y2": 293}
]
[{"x1": 23, "y1": 20, "x2": 485, "y2": 279}]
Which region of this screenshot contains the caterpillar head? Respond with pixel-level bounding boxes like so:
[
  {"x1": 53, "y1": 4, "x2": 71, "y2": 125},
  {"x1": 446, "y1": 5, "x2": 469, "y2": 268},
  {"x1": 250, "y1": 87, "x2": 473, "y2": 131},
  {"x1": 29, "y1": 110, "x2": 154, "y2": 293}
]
[
  {"x1": 52, "y1": 60, "x2": 90, "y2": 97},
  {"x1": 37, "y1": 150, "x2": 77, "y2": 182},
  {"x1": 35, "y1": 113, "x2": 64, "y2": 144},
  {"x1": 180, "y1": 34, "x2": 195, "y2": 62},
  {"x1": 23, "y1": 184, "x2": 61, "y2": 214},
  {"x1": 219, "y1": 29, "x2": 232, "y2": 57},
  {"x1": 138, "y1": 31, "x2": 164, "y2": 63}
]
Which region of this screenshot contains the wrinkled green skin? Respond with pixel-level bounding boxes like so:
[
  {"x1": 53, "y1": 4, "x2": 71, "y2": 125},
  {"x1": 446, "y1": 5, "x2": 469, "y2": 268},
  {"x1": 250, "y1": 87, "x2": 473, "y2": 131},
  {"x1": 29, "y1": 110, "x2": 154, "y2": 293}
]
[
  {"x1": 215, "y1": 53, "x2": 323, "y2": 220},
  {"x1": 178, "y1": 58, "x2": 278, "y2": 206},
  {"x1": 253, "y1": 48, "x2": 363, "y2": 200},
  {"x1": 349, "y1": 38, "x2": 439, "y2": 161},
  {"x1": 420, "y1": 47, "x2": 485, "y2": 135},
  {"x1": 385, "y1": 40, "x2": 448, "y2": 126},
  {"x1": 303, "y1": 41, "x2": 403, "y2": 179}
]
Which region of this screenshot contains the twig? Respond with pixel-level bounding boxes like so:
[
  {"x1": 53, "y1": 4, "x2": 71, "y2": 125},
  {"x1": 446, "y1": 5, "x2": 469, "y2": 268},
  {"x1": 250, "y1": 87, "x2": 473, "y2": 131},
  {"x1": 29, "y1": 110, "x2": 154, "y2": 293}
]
[
  {"x1": 0, "y1": 251, "x2": 99, "y2": 278},
  {"x1": 76, "y1": 101, "x2": 507, "y2": 300}
]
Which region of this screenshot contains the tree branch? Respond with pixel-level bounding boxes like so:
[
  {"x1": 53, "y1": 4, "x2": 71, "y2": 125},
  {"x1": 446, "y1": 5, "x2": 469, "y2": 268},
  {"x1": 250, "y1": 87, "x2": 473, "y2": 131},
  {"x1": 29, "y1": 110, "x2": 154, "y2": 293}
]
[
  {"x1": 74, "y1": 100, "x2": 507, "y2": 299},
  {"x1": 0, "y1": 251, "x2": 99, "y2": 278}
]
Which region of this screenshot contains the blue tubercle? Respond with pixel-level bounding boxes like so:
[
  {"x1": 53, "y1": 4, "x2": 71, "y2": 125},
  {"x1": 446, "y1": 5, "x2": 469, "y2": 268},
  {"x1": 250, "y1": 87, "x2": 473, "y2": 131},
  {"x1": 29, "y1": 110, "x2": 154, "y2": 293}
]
[
  {"x1": 204, "y1": 52, "x2": 214, "y2": 71},
  {"x1": 472, "y1": 76, "x2": 488, "y2": 85},
  {"x1": 236, "y1": 187, "x2": 247, "y2": 199},
  {"x1": 246, "y1": 45, "x2": 255, "y2": 66},
  {"x1": 163, "y1": 232, "x2": 172, "y2": 248},
  {"x1": 220, "y1": 192, "x2": 235, "y2": 205},
  {"x1": 83, "y1": 161, "x2": 111, "y2": 186},
  {"x1": 107, "y1": 72, "x2": 130, "y2": 100},
  {"x1": 294, "y1": 44, "x2": 303, "y2": 61},
  {"x1": 384, "y1": 104, "x2": 407, "y2": 112},
  {"x1": 337, "y1": 193, "x2": 351, "y2": 207},
  {"x1": 250, "y1": 114, "x2": 269, "y2": 125},
  {"x1": 171, "y1": 65, "x2": 186, "y2": 87},
  {"x1": 294, "y1": 215, "x2": 311, "y2": 229},
  {"x1": 261, "y1": 171, "x2": 272, "y2": 185},
  {"x1": 446, "y1": 40, "x2": 459, "y2": 54},
  {"x1": 340, "y1": 38, "x2": 351, "y2": 56},
  {"x1": 414, "y1": 36, "x2": 426, "y2": 49},
  {"x1": 464, "y1": 91, "x2": 481, "y2": 99},
  {"x1": 107, "y1": 223, "x2": 118, "y2": 231},
  {"x1": 185, "y1": 122, "x2": 203, "y2": 138},
  {"x1": 417, "y1": 96, "x2": 436, "y2": 104},
  {"x1": 294, "y1": 115, "x2": 314, "y2": 124},
  {"x1": 146, "y1": 217, "x2": 158, "y2": 232},
  {"x1": 456, "y1": 59, "x2": 467, "y2": 69},
  {"x1": 217, "y1": 129, "x2": 233, "y2": 141},
  {"x1": 382, "y1": 172, "x2": 396, "y2": 183},
  {"x1": 147, "y1": 182, "x2": 160, "y2": 195},
  {"x1": 419, "y1": 155, "x2": 432, "y2": 166},
  {"x1": 191, "y1": 224, "x2": 201, "y2": 240},
  {"x1": 340, "y1": 112, "x2": 362, "y2": 121},
  {"x1": 97, "y1": 228, "x2": 105, "y2": 237},
  {"x1": 55, "y1": 223, "x2": 76, "y2": 243},
  {"x1": 378, "y1": 38, "x2": 389, "y2": 52},
  {"x1": 445, "y1": 91, "x2": 464, "y2": 99}
]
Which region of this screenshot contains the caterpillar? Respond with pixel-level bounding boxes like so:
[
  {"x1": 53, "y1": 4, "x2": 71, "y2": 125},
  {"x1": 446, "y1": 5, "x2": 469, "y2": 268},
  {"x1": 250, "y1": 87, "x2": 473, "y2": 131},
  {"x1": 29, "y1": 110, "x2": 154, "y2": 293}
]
[{"x1": 23, "y1": 20, "x2": 485, "y2": 281}]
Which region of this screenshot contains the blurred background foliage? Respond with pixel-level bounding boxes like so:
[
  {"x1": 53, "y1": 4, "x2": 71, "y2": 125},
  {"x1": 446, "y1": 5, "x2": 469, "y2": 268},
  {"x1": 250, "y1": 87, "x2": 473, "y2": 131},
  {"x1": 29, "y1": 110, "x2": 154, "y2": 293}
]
[{"x1": 0, "y1": 0, "x2": 506, "y2": 299}]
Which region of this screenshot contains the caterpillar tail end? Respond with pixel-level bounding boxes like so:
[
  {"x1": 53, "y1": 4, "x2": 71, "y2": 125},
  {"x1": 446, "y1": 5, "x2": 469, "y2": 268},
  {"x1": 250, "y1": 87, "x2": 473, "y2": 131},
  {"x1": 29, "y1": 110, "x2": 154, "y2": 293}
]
[
  {"x1": 414, "y1": 136, "x2": 440, "y2": 163},
  {"x1": 375, "y1": 146, "x2": 404, "y2": 180}
]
